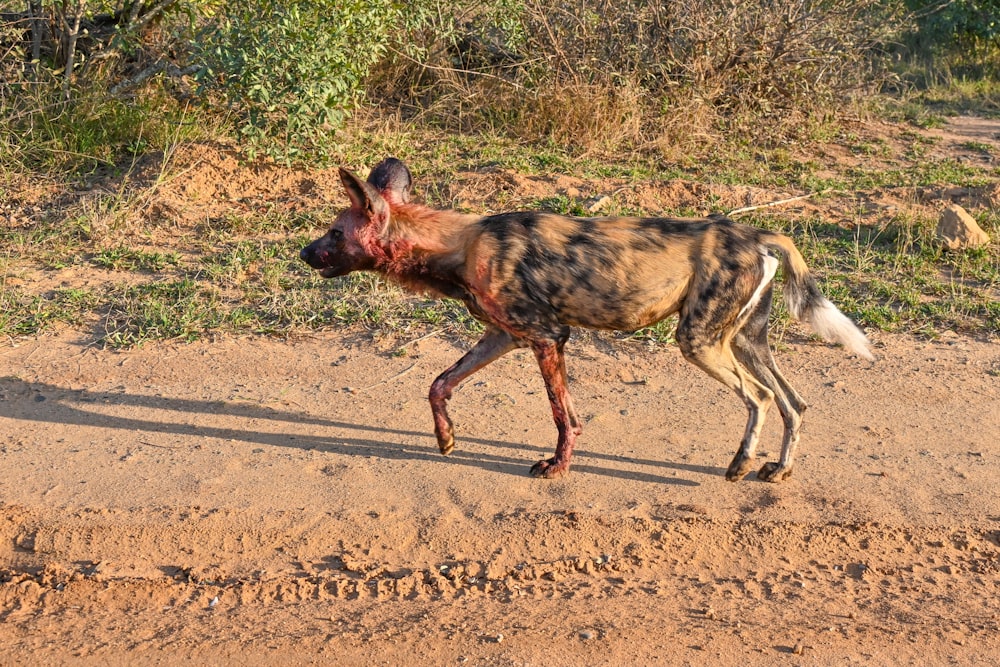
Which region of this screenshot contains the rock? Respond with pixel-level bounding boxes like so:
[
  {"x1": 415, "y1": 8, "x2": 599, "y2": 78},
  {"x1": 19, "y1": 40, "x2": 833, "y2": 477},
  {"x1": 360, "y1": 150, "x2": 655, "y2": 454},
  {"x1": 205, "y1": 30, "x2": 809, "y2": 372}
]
[{"x1": 936, "y1": 204, "x2": 990, "y2": 250}]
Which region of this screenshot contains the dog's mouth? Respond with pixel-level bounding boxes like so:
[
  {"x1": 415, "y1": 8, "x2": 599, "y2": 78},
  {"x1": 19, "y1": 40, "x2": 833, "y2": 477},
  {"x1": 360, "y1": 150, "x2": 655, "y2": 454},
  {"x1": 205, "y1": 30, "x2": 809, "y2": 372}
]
[{"x1": 318, "y1": 266, "x2": 341, "y2": 278}]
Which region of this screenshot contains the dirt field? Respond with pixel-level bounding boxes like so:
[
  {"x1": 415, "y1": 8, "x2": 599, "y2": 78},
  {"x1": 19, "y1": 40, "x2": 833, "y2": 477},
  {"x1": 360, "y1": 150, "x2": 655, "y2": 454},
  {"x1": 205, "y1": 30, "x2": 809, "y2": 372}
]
[
  {"x1": 1, "y1": 330, "x2": 999, "y2": 665},
  {"x1": 2, "y1": 118, "x2": 1000, "y2": 665}
]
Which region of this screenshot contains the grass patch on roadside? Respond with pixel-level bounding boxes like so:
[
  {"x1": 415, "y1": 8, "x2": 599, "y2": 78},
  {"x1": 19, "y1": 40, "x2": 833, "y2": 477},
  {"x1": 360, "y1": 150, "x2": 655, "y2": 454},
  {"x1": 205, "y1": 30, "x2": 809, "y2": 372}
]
[
  {"x1": 92, "y1": 247, "x2": 181, "y2": 272},
  {"x1": 97, "y1": 271, "x2": 484, "y2": 349},
  {"x1": 5, "y1": 200, "x2": 995, "y2": 348},
  {"x1": 2, "y1": 113, "x2": 998, "y2": 348},
  {"x1": 4, "y1": 0, "x2": 999, "y2": 350},
  {"x1": 101, "y1": 279, "x2": 228, "y2": 348},
  {"x1": 748, "y1": 211, "x2": 999, "y2": 337},
  {"x1": 0, "y1": 286, "x2": 101, "y2": 338}
]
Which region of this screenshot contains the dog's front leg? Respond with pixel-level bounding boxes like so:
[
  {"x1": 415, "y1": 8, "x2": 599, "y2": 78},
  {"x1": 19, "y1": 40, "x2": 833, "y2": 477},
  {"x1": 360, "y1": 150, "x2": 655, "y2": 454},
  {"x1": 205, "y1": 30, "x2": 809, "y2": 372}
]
[
  {"x1": 528, "y1": 337, "x2": 582, "y2": 479},
  {"x1": 429, "y1": 327, "x2": 521, "y2": 455}
]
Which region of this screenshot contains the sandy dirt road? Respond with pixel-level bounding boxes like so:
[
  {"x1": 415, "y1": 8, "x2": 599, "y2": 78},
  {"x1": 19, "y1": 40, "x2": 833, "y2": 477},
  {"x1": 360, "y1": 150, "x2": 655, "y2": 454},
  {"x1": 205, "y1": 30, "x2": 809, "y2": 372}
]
[{"x1": 1, "y1": 328, "x2": 998, "y2": 665}]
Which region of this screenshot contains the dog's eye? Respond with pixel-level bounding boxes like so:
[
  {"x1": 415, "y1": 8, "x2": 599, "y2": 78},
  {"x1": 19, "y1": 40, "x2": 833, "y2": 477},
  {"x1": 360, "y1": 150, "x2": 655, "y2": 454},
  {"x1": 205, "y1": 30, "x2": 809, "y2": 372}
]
[{"x1": 329, "y1": 228, "x2": 344, "y2": 240}]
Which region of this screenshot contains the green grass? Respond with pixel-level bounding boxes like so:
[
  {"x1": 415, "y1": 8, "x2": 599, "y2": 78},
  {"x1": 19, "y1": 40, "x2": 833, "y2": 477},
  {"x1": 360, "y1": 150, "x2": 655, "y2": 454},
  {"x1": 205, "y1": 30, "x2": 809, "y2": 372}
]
[
  {"x1": 0, "y1": 286, "x2": 101, "y2": 338},
  {"x1": 101, "y1": 279, "x2": 227, "y2": 348},
  {"x1": 748, "y1": 211, "x2": 999, "y2": 337},
  {"x1": 2, "y1": 81, "x2": 999, "y2": 348},
  {"x1": 847, "y1": 159, "x2": 996, "y2": 190},
  {"x1": 1, "y1": 86, "x2": 210, "y2": 179},
  {"x1": 5, "y1": 211, "x2": 999, "y2": 350},
  {"x1": 92, "y1": 247, "x2": 181, "y2": 272},
  {"x1": 961, "y1": 140, "x2": 995, "y2": 155},
  {"x1": 881, "y1": 72, "x2": 1000, "y2": 125}
]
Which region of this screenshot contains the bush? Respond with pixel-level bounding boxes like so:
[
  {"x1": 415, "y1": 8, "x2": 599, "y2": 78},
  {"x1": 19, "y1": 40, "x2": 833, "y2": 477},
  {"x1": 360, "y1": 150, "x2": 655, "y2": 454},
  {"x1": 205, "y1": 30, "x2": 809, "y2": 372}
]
[
  {"x1": 371, "y1": 0, "x2": 904, "y2": 153},
  {"x1": 0, "y1": 1, "x2": 188, "y2": 99},
  {"x1": 0, "y1": 1, "x2": 201, "y2": 175},
  {"x1": 899, "y1": 0, "x2": 1000, "y2": 79},
  {"x1": 196, "y1": 0, "x2": 426, "y2": 160},
  {"x1": 5, "y1": 0, "x2": 985, "y2": 168}
]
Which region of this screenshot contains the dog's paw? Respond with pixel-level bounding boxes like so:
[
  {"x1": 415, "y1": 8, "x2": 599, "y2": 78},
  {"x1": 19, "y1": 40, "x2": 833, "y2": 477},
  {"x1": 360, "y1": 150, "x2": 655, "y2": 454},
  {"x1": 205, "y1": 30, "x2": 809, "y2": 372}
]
[
  {"x1": 530, "y1": 458, "x2": 569, "y2": 479},
  {"x1": 757, "y1": 461, "x2": 792, "y2": 483},
  {"x1": 437, "y1": 435, "x2": 455, "y2": 456},
  {"x1": 725, "y1": 454, "x2": 755, "y2": 482},
  {"x1": 434, "y1": 420, "x2": 455, "y2": 455}
]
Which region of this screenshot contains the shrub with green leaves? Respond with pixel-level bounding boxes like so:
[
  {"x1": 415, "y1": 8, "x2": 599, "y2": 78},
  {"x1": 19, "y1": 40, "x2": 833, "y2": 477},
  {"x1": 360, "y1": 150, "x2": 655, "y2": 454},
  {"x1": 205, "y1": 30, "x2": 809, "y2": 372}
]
[
  {"x1": 198, "y1": 0, "x2": 426, "y2": 159},
  {"x1": 902, "y1": 0, "x2": 1000, "y2": 75}
]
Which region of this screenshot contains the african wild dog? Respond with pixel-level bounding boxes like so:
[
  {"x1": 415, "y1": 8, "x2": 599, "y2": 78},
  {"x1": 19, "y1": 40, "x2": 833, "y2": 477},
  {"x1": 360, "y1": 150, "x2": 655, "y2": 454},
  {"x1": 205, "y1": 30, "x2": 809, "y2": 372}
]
[{"x1": 301, "y1": 158, "x2": 872, "y2": 483}]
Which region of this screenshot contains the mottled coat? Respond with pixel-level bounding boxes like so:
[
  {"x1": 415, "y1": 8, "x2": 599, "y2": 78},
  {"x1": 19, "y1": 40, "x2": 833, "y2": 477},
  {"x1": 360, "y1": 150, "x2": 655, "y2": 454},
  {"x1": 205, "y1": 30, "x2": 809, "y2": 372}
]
[{"x1": 301, "y1": 158, "x2": 871, "y2": 482}]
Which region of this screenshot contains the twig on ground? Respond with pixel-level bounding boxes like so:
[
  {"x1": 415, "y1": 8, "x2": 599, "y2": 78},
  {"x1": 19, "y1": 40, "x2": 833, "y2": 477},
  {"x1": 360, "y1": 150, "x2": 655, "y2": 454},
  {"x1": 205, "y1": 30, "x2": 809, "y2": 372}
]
[
  {"x1": 356, "y1": 363, "x2": 418, "y2": 392},
  {"x1": 726, "y1": 189, "x2": 832, "y2": 216}
]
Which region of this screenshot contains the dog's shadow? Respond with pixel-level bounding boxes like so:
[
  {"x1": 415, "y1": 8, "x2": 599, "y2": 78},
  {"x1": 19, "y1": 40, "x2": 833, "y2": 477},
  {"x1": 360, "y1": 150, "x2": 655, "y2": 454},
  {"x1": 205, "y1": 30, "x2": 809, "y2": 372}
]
[{"x1": 1, "y1": 378, "x2": 717, "y2": 486}]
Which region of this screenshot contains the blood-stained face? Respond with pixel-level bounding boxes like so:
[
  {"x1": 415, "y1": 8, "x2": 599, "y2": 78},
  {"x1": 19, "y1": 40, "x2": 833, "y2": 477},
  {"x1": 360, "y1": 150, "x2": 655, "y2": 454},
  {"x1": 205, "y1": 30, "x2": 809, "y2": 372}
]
[
  {"x1": 300, "y1": 159, "x2": 413, "y2": 277},
  {"x1": 299, "y1": 182, "x2": 378, "y2": 278}
]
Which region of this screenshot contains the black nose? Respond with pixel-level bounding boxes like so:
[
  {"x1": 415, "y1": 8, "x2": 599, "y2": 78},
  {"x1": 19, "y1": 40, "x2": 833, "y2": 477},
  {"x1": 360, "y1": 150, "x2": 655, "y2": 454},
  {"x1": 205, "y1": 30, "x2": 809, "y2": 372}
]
[{"x1": 299, "y1": 247, "x2": 310, "y2": 262}]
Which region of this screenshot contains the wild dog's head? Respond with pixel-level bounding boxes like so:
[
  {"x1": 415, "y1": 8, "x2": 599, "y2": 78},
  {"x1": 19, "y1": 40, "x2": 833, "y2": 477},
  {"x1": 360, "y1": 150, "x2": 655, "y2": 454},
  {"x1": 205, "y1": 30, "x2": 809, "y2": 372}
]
[{"x1": 300, "y1": 158, "x2": 412, "y2": 277}]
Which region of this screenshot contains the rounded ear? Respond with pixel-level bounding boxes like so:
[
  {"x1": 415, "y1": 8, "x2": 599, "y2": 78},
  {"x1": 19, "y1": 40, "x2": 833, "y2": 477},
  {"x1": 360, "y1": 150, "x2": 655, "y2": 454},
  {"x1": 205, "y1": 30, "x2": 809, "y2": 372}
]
[
  {"x1": 366, "y1": 157, "x2": 412, "y2": 204},
  {"x1": 339, "y1": 167, "x2": 389, "y2": 225}
]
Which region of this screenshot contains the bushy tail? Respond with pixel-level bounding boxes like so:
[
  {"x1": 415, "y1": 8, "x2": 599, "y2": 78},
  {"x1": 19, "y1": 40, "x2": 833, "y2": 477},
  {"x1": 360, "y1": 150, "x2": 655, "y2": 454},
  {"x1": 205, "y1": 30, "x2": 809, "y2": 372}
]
[{"x1": 761, "y1": 232, "x2": 873, "y2": 360}]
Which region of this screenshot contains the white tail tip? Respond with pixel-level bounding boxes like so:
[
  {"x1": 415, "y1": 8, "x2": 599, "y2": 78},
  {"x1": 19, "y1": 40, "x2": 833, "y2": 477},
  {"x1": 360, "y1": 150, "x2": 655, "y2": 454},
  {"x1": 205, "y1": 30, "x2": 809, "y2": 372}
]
[{"x1": 807, "y1": 299, "x2": 874, "y2": 360}]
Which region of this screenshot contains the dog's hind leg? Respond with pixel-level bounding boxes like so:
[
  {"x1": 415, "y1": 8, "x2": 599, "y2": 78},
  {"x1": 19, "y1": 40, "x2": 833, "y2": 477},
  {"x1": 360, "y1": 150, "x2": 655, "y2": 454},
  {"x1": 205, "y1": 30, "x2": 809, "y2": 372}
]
[
  {"x1": 677, "y1": 311, "x2": 775, "y2": 484},
  {"x1": 528, "y1": 330, "x2": 583, "y2": 479},
  {"x1": 732, "y1": 286, "x2": 807, "y2": 483},
  {"x1": 429, "y1": 327, "x2": 523, "y2": 455}
]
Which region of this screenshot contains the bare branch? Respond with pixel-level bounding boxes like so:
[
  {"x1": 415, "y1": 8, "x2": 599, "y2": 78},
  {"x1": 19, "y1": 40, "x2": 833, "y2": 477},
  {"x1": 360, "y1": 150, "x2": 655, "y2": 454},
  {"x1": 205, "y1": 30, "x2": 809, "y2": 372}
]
[
  {"x1": 62, "y1": 0, "x2": 85, "y2": 100},
  {"x1": 726, "y1": 190, "x2": 832, "y2": 217},
  {"x1": 109, "y1": 59, "x2": 199, "y2": 95},
  {"x1": 129, "y1": 0, "x2": 175, "y2": 33},
  {"x1": 387, "y1": 46, "x2": 525, "y2": 90}
]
